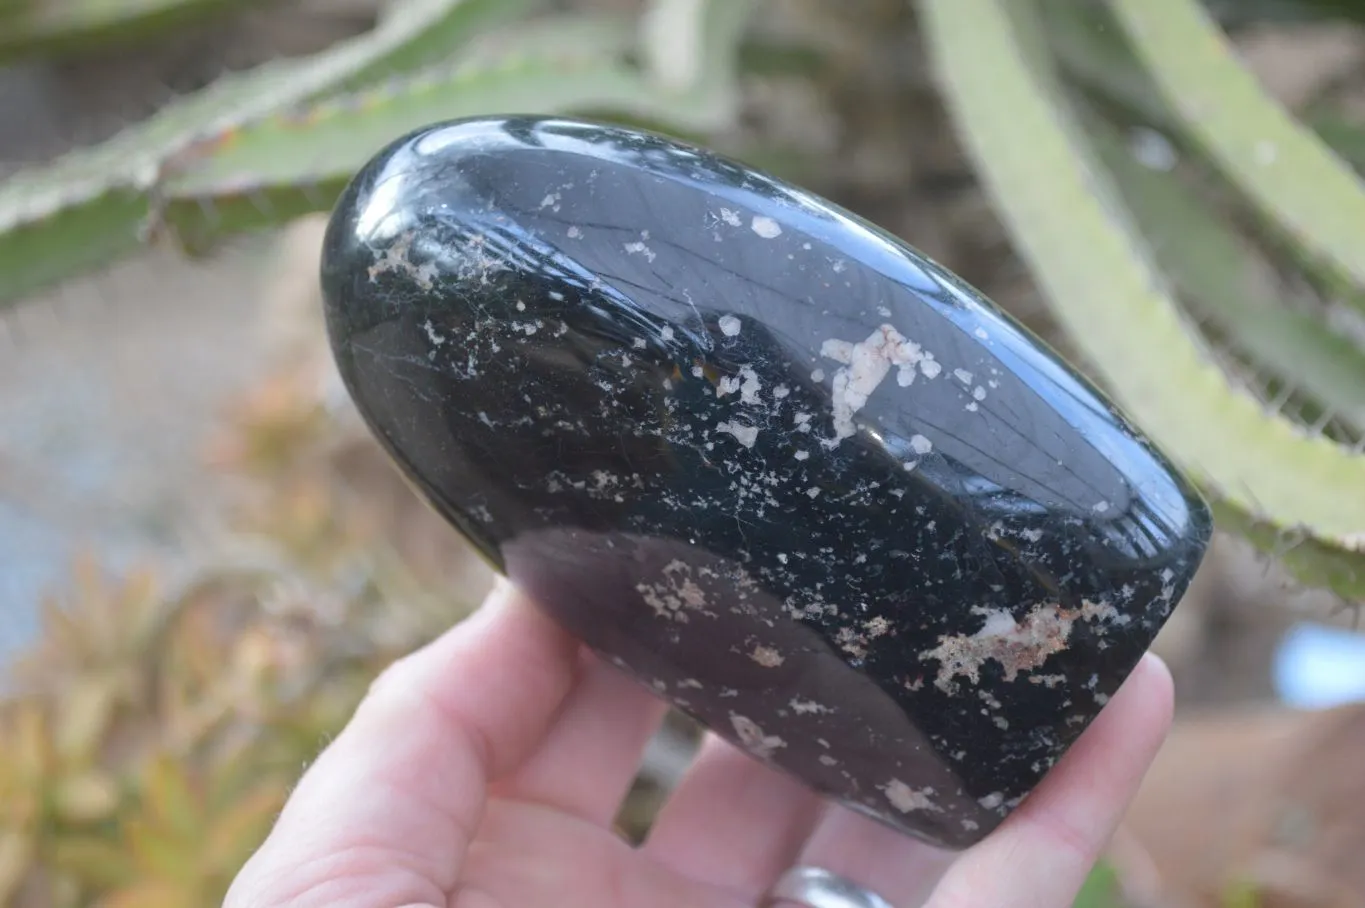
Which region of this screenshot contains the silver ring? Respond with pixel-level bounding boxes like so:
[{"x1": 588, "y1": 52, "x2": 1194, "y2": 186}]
[{"x1": 759, "y1": 866, "x2": 896, "y2": 908}]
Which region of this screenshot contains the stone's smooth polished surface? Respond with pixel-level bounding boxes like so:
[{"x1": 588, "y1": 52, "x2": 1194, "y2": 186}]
[{"x1": 320, "y1": 115, "x2": 1213, "y2": 849}]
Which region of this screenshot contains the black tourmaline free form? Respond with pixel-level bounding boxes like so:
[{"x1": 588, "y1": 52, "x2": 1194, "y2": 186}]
[{"x1": 320, "y1": 116, "x2": 1212, "y2": 849}]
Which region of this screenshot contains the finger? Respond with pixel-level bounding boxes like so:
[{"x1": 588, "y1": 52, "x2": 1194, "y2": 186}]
[
  {"x1": 225, "y1": 581, "x2": 579, "y2": 907},
  {"x1": 491, "y1": 648, "x2": 670, "y2": 826},
  {"x1": 458, "y1": 799, "x2": 751, "y2": 908},
  {"x1": 925, "y1": 653, "x2": 1175, "y2": 908},
  {"x1": 642, "y1": 733, "x2": 825, "y2": 899},
  {"x1": 795, "y1": 803, "x2": 956, "y2": 908}
]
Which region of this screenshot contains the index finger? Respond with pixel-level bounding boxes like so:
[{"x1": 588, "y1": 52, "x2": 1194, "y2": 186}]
[
  {"x1": 225, "y1": 582, "x2": 580, "y2": 907},
  {"x1": 925, "y1": 653, "x2": 1175, "y2": 908}
]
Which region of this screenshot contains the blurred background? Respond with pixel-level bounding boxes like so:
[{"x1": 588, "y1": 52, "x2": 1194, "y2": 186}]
[{"x1": 1, "y1": 0, "x2": 1364, "y2": 905}]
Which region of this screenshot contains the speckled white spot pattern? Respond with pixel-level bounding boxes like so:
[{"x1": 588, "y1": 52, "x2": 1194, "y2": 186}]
[
  {"x1": 751, "y1": 215, "x2": 782, "y2": 239},
  {"x1": 819, "y1": 325, "x2": 932, "y2": 448}
]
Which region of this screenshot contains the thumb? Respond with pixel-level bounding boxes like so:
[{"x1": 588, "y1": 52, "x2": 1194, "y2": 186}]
[{"x1": 225, "y1": 581, "x2": 580, "y2": 908}]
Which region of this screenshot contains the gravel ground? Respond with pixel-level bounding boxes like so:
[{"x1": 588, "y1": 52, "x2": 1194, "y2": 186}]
[{"x1": 0, "y1": 244, "x2": 276, "y2": 662}]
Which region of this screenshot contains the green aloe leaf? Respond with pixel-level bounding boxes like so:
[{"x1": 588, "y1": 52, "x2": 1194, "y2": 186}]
[
  {"x1": 1041, "y1": 0, "x2": 1365, "y2": 175},
  {"x1": 154, "y1": 52, "x2": 746, "y2": 252},
  {"x1": 331, "y1": 0, "x2": 540, "y2": 92},
  {"x1": 1038, "y1": 0, "x2": 1171, "y2": 128},
  {"x1": 1107, "y1": 0, "x2": 1365, "y2": 310},
  {"x1": 0, "y1": 0, "x2": 536, "y2": 309},
  {"x1": 920, "y1": 0, "x2": 1365, "y2": 599},
  {"x1": 454, "y1": 10, "x2": 637, "y2": 69},
  {"x1": 1088, "y1": 117, "x2": 1365, "y2": 435},
  {"x1": 0, "y1": 0, "x2": 261, "y2": 62}
]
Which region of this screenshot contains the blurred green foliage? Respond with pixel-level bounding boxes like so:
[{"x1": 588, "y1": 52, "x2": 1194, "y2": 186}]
[
  {"x1": 0, "y1": 372, "x2": 467, "y2": 905},
  {"x1": 0, "y1": 0, "x2": 271, "y2": 63}
]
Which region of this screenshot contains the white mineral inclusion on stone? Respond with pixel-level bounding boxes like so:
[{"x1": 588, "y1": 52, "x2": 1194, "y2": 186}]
[
  {"x1": 422, "y1": 319, "x2": 446, "y2": 345},
  {"x1": 716, "y1": 420, "x2": 759, "y2": 448},
  {"x1": 623, "y1": 240, "x2": 657, "y2": 262},
  {"x1": 818, "y1": 324, "x2": 931, "y2": 448},
  {"x1": 921, "y1": 600, "x2": 1128, "y2": 694},
  {"x1": 718, "y1": 314, "x2": 743, "y2": 336},
  {"x1": 751, "y1": 215, "x2": 782, "y2": 238},
  {"x1": 730, "y1": 714, "x2": 786, "y2": 758},
  {"x1": 750, "y1": 645, "x2": 784, "y2": 667},
  {"x1": 882, "y1": 779, "x2": 942, "y2": 814},
  {"x1": 737, "y1": 366, "x2": 762, "y2": 405}
]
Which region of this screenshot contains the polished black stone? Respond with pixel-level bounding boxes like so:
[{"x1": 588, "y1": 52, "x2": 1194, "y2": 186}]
[{"x1": 320, "y1": 115, "x2": 1212, "y2": 849}]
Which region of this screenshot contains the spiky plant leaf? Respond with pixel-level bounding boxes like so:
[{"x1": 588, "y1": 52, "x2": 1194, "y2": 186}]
[
  {"x1": 154, "y1": 49, "x2": 752, "y2": 252},
  {"x1": 46, "y1": 835, "x2": 137, "y2": 890},
  {"x1": 50, "y1": 771, "x2": 120, "y2": 825},
  {"x1": 1039, "y1": 0, "x2": 1170, "y2": 127},
  {"x1": 456, "y1": 10, "x2": 637, "y2": 68},
  {"x1": 0, "y1": 0, "x2": 261, "y2": 62},
  {"x1": 1107, "y1": 0, "x2": 1365, "y2": 309},
  {"x1": 139, "y1": 757, "x2": 201, "y2": 844},
  {"x1": 199, "y1": 780, "x2": 286, "y2": 876},
  {"x1": 1087, "y1": 117, "x2": 1365, "y2": 435},
  {"x1": 1041, "y1": 0, "x2": 1365, "y2": 174},
  {"x1": 331, "y1": 0, "x2": 541, "y2": 91},
  {"x1": 0, "y1": 0, "x2": 538, "y2": 308},
  {"x1": 920, "y1": 0, "x2": 1365, "y2": 599}
]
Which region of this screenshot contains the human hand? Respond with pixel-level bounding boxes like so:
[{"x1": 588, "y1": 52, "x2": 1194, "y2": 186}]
[{"x1": 225, "y1": 580, "x2": 1173, "y2": 908}]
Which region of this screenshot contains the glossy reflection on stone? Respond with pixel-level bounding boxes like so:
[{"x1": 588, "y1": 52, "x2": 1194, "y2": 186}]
[{"x1": 320, "y1": 115, "x2": 1212, "y2": 849}]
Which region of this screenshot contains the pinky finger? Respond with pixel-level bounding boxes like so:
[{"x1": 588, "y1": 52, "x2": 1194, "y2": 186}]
[{"x1": 925, "y1": 653, "x2": 1174, "y2": 908}]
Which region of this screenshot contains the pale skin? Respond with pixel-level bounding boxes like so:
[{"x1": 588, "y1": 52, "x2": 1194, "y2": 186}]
[{"x1": 225, "y1": 581, "x2": 1174, "y2": 908}]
